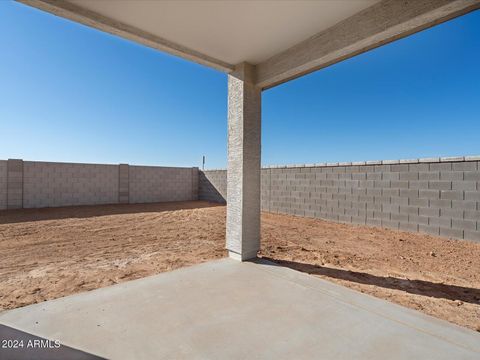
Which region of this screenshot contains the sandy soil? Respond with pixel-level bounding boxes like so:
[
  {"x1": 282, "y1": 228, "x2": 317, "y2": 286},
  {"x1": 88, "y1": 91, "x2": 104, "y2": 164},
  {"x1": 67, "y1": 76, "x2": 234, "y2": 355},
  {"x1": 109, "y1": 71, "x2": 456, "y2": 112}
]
[{"x1": 0, "y1": 201, "x2": 479, "y2": 331}]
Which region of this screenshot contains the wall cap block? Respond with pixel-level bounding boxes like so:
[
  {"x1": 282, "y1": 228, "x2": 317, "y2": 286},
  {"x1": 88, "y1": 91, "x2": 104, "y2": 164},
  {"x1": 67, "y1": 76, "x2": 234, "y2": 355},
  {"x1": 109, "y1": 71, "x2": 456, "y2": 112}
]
[
  {"x1": 419, "y1": 157, "x2": 440, "y2": 163},
  {"x1": 440, "y1": 156, "x2": 464, "y2": 162},
  {"x1": 399, "y1": 159, "x2": 419, "y2": 164},
  {"x1": 256, "y1": 155, "x2": 480, "y2": 170}
]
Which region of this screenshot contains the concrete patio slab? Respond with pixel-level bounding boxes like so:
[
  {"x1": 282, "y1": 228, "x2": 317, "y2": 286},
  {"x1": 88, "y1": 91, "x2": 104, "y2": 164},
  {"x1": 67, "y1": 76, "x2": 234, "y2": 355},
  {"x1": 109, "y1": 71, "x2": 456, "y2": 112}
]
[{"x1": 1, "y1": 258, "x2": 479, "y2": 359}]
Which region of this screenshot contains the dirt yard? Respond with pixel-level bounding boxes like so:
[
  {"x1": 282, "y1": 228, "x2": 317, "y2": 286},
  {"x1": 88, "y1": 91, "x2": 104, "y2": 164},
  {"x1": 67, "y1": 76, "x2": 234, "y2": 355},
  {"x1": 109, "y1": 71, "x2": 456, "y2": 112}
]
[{"x1": 0, "y1": 201, "x2": 479, "y2": 331}]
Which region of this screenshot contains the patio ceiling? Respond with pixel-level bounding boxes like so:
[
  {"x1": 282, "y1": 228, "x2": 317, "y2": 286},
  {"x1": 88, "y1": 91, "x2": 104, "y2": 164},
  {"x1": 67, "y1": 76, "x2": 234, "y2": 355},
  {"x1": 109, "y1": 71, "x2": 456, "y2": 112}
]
[
  {"x1": 56, "y1": 0, "x2": 379, "y2": 66},
  {"x1": 18, "y1": 0, "x2": 480, "y2": 89}
]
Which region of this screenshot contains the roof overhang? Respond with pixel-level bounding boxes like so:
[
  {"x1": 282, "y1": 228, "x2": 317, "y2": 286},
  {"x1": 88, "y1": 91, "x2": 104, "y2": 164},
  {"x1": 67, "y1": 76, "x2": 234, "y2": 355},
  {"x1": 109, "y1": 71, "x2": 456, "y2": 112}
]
[{"x1": 17, "y1": 0, "x2": 480, "y2": 89}]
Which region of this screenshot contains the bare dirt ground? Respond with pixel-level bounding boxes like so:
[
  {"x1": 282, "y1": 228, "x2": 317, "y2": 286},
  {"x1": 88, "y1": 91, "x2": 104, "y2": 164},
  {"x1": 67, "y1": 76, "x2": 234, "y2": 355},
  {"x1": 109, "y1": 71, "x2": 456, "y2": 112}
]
[{"x1": 0, "y1": 201, "x2": 479, "y2": 331}]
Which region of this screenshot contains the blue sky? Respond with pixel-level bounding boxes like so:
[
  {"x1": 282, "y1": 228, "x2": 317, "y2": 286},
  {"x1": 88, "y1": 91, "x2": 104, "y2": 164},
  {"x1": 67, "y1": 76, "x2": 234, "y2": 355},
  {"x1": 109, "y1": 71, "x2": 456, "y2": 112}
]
[{"x1": 0, "y1": 2, "x2": 479, "y2": 168}]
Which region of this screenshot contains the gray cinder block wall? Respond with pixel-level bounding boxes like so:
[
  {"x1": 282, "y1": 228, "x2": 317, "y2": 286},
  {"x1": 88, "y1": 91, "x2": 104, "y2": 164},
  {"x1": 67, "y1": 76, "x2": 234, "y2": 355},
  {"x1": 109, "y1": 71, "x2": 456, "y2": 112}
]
[
  {"x1": 1, "y1": 159, "x2": 198, "y2": 209},
  {"x1": 191, "y1": 167, "x2": 199, "y2": 201},
  {"x1": 7, "y1": 159, "x2": 24, "y2": 209},
  {"x1": 0, "y1": 160, "x2": 7, "y2": 210},
  {"x1": 129, "y1": 165, "x2": 197, "y2": 203},
  {"x1": 199, "y1": 170, "x2": 227, "y2": 203},
  {"x1": 199, "y1": 156, "x2": 480, "y2": 242},
  {"x1": 118, "y1": 164, "x2": 130, "y2": 204},
  {"x1": 23, "y1": 161, "x2": 118, "y2": 208}
]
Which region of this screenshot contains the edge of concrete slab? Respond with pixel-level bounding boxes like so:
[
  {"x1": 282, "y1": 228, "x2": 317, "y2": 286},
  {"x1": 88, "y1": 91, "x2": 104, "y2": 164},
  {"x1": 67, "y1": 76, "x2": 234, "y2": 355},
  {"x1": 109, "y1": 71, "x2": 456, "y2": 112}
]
[{"x1": 0, "y1": 324, "x2": 106, "y2": 360}]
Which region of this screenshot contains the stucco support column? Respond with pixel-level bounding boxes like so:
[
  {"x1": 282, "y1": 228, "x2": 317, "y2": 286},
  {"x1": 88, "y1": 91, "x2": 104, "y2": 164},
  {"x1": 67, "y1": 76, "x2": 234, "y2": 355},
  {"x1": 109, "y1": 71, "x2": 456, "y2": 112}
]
[{"x1": 226, "y1": 62, "x2": 261, "y2": 261}]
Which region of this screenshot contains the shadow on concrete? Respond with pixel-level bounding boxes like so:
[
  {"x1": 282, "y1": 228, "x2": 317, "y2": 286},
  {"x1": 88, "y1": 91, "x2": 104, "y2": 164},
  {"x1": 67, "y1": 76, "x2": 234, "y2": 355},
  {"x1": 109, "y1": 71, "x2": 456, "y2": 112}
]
[
  {"x1": 0, "y1": 201, "x2": 223, "y2": 224},
  {"x1": 0, "y1": 324, "x2": 105, "y2": 360},
  {"x1": 261, "y1": 257, "x2": 480, "y2": 305}
]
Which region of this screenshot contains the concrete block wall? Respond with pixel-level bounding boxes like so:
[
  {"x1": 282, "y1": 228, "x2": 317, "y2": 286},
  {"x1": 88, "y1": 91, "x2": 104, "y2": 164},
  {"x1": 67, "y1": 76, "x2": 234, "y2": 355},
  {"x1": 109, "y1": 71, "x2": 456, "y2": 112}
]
[
  {"x1": 199, "y1": 156, "x2": 480, "y2": 242},
  {"x1": 7, "y1": 159, "x2": 24, "y2": 209},
  {"x1": 191, "y1": 167, "x2": 199, "y2": 201},
  {"x1": 23, "y1": 161, "x2": 118, "y2": 208},
  {"x1": 118, "y1": 164, "x2": 130, "y2": 204},
  {"x1": 261, "y1": 168, "x2": 271, "y2": 212},
  {"x1": 198, "y1": 170, "x2": 227, "y2": 203},
  {"x1": 129, "y1": 165, "x2": 198, "y2": 204},
  {"x1": 0, "y1": 159, "x2": 198, "y2": 209},
  {"x1": 0, "y1": 160, "x2": 7, "y2": 210}
]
